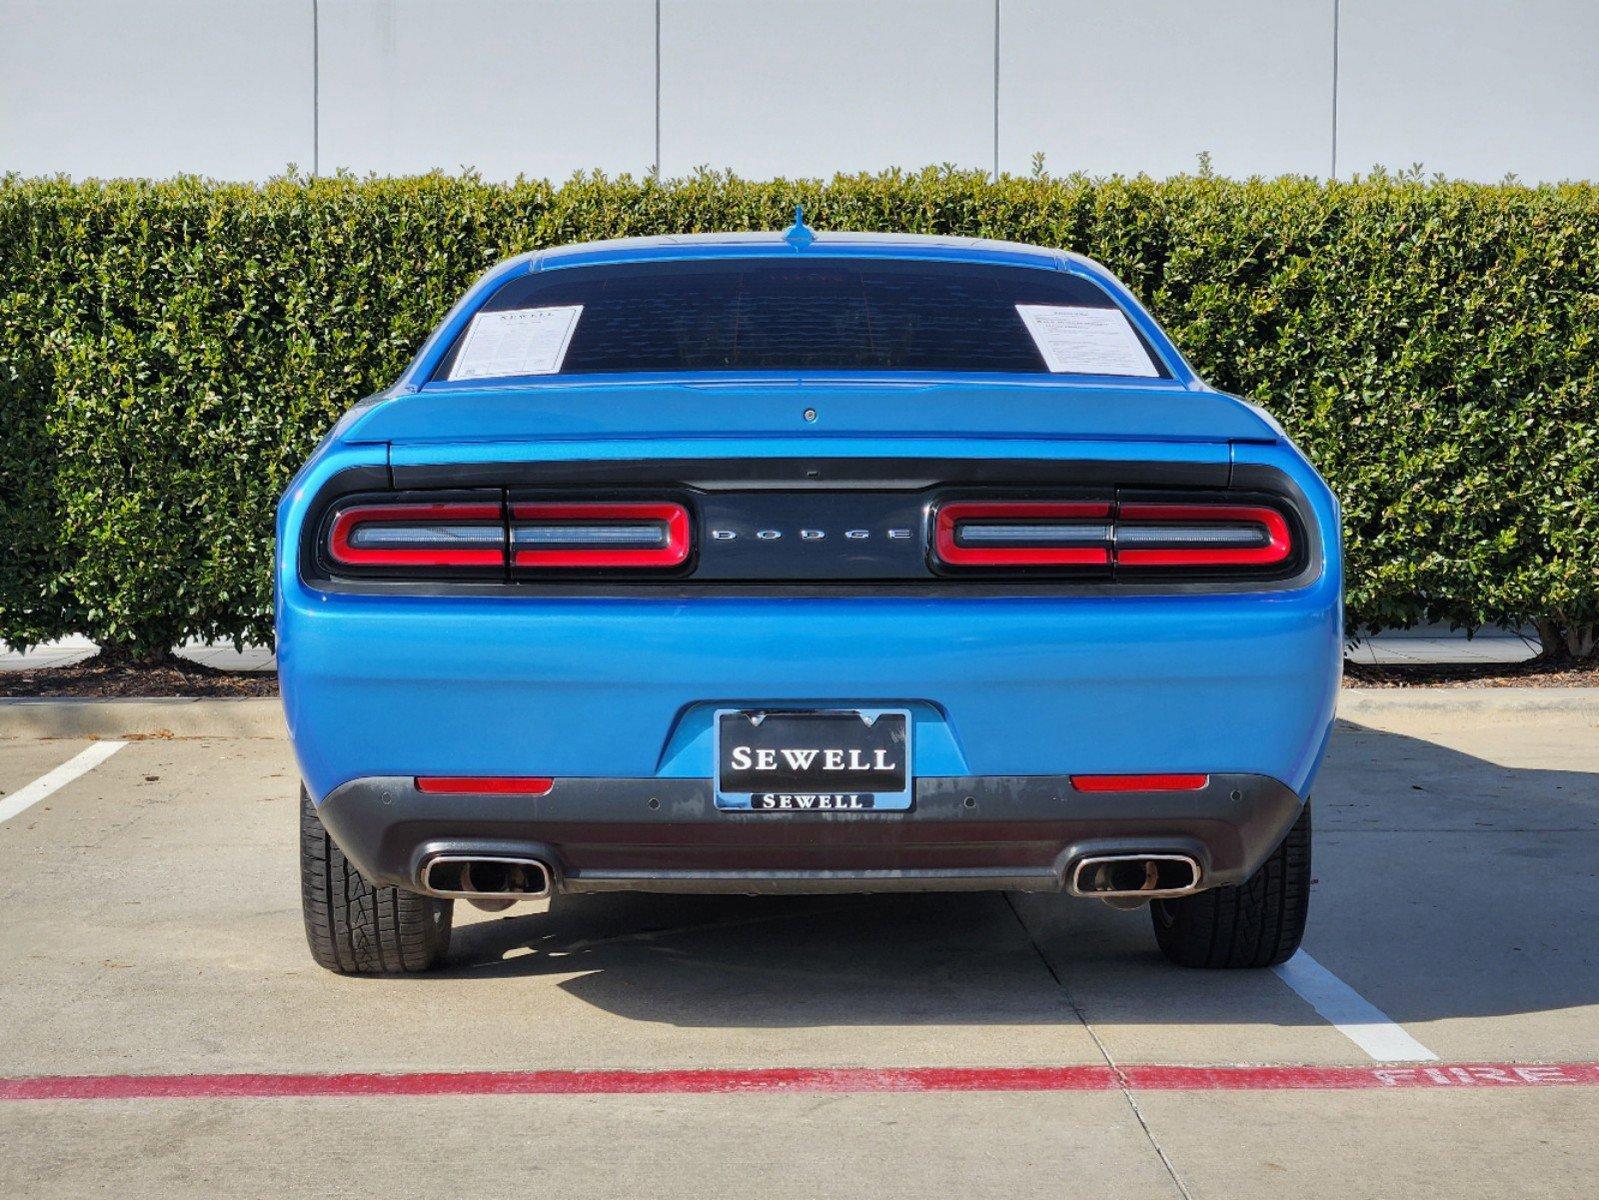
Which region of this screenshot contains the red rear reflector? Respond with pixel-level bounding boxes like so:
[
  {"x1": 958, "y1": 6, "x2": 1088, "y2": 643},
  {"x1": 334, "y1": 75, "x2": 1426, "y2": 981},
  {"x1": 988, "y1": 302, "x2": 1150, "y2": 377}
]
[
  {"x1": 511, "y1": 502, "x2": 691, "y2": 569},
  {"x1": 1115, "y1": 504, "x2": 1291, "y2": 568},
  {"x1": 935, "y1": 501, "x2": 1112, "y2": 566},
  {"x1": 415, "y1": 777, "x2": 554, "y2": 795},
  {"x1": 1070, "y1": 774, "x2": 1210, "y2": 793},
  {"x1": 328, "y1": 502, "x2": 504, "y2": 569}
]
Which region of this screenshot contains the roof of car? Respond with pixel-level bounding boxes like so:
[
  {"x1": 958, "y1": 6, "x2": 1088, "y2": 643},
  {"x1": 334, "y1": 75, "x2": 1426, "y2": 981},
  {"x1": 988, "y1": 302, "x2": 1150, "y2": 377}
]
[
  {"x1": 528, "y1": 230, "x2": 1082, "y2": 273},
  {"x1": 390, "y1": 223, "x2": 1192, "y2": 392}
]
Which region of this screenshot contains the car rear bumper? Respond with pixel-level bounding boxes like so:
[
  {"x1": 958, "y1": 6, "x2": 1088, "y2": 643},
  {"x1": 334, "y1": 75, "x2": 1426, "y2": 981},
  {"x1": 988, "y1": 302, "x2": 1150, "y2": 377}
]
[
  {"x1": 316, "y1": 772, "x2": 1305, "y2": 896},
  {"x1": 277, "y1": 443, "x2": 1344, "y2": 807}
]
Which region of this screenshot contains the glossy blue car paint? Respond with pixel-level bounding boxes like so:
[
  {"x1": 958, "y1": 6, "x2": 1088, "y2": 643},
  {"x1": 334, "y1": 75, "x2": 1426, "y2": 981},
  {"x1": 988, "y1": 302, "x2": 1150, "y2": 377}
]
[{"x1": 278, "y1": 232, "x2": 1341, "y2": 846}]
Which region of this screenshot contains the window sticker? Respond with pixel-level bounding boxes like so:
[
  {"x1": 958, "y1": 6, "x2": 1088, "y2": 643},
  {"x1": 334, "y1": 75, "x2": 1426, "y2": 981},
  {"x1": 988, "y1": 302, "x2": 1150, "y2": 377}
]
[
  {"x1": 1015, "y1": 304, "x2": 1160, "y2": 378},
  {"x1": 447, "y1": 305, "x2": 583, "y2": 381}
]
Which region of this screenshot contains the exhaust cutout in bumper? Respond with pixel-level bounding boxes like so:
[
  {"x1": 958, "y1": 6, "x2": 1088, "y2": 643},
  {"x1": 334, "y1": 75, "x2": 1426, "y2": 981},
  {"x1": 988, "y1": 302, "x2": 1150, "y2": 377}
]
[
  {"x1": 1069, "y1": 853, "x2": 1202, "y2": 907},
  {"x1": 418, "y1": 854, "x2": 553, "y2": 910}
]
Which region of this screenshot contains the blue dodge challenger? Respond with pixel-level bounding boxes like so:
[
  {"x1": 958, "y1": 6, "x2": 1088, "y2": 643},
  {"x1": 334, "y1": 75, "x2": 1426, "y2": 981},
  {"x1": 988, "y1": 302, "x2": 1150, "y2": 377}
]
[{"x1": 279, "y1": 214, "x2": 1341, "y2": 975}]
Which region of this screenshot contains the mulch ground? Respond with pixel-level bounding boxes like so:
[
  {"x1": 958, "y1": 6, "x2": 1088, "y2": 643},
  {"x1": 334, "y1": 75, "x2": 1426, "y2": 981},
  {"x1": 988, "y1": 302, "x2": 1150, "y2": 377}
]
[
  {"x1": 0, "y1": 657, "x2": 279, "y2": 698},
  {"x1": 1, "y1": 656, "x2": 1595, "y2": 699},
  {"x1": 1341, "y1": 659, "x2": 1599, "y2": 688}
]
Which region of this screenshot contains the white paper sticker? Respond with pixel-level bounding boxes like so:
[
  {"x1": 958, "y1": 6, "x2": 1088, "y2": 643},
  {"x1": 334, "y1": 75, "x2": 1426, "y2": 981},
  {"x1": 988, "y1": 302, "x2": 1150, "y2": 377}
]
[
  {"x1": 448, "y1": 305, "x2": 583, "y2": 381},
  {"x1": 1015, "y1": 304, "x2": 1160, "y2": 378}
]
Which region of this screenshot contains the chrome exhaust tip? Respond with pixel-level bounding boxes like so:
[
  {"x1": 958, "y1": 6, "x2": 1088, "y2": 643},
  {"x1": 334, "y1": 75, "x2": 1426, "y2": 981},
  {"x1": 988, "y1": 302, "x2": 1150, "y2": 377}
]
[
  {"x1": 419, "y1": 855, "x2": 554, "y2": 908},
  {"x1": 1069, "y1": 854, "x2": 1201, "y2": 906}
]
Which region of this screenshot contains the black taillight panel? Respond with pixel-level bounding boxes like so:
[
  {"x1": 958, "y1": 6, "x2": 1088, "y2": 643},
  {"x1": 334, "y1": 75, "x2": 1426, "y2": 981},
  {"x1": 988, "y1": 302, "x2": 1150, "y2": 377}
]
[
  {"x1": 689, "y1": 490, "x2": 930, "y2": 580},
  {"x1": 301, "y1": 463, "x2": 1316, "y2": 594}
]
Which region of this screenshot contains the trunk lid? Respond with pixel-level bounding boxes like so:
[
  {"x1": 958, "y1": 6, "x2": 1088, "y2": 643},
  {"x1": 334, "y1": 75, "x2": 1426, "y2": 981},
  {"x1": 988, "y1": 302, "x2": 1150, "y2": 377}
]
[{"x1": 342, "y1": 379, "x2": 1280, "y2": 446}]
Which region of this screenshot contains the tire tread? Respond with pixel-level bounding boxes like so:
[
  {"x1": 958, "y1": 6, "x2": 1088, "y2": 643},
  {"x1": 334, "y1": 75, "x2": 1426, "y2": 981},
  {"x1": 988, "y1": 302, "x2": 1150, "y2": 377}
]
[
  {"x1": 1152, "y1": 802, "x2": 1312, "y2": 969},
  {"x1": 299, "y1": 786, "x2": 451, "y2": 974}
]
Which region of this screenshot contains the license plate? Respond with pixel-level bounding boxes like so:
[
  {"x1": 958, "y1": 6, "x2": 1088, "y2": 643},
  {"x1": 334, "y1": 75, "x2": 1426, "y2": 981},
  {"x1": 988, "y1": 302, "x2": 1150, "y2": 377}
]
[{"x1": 714, "y1": 708, "x2": 912, "y2": 811}]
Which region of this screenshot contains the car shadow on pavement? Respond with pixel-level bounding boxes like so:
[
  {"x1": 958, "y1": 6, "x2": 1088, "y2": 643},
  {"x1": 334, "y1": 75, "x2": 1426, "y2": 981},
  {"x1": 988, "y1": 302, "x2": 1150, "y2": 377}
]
[
  {"x1": 442, "y1": 888, "x2": 1081, "y2": 1027},
  {"x1": 435, "y1": 721, "x2": 1599, "y2": 1035}
]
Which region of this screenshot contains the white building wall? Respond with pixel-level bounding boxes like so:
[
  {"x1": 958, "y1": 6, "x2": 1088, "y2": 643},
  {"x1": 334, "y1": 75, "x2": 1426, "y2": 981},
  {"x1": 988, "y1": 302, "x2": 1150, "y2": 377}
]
[
  {"x1": 0, "y1": 0, "x2": 314, "y2": 179},
  {"x1": 659, "y1": 0, "x2": 993, "y2": 179},
  {"x1": 1, "y1": 0, "x2": 1595, "y2": 183},
  {"x1": 317, "y1": 0, "x2": 656, "y2": 181},
  {"x1": 1337, "y1": 0, "x2": 1599, "y2": 183},
  {"x1": 1000, "y1": 0, "x2": 1336, "y2": 179}
]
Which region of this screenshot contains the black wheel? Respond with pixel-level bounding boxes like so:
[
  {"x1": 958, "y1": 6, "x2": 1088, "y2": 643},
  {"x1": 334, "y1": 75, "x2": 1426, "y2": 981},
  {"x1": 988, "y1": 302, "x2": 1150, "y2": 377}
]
[
  {"x1": 299, "y1": 786, "x2": 452, "y2": 974},
  {"x1": 1151, "y1": 802, "x2": 1311, "y2": 969}
]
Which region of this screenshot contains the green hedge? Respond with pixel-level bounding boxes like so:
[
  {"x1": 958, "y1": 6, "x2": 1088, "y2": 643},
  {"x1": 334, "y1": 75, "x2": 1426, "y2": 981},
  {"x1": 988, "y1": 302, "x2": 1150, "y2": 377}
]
[{"x1": 2, "y1": 168, "x2": 1597, "y2": 661}]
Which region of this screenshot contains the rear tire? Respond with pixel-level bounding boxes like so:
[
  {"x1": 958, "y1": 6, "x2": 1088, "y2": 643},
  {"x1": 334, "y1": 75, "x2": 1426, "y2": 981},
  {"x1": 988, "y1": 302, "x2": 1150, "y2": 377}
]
[
  {"x1": 299, "y1": 786, "x2": 452, "y2": 974},
  {"x1": 1151, "y1": 802, "x2": 1311, "y2": 969}
]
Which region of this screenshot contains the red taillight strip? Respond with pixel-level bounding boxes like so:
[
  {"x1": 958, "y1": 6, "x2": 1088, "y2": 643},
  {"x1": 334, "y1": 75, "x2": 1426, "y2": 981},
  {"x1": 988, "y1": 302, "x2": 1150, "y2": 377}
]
[
  {"x1": 415, "y1": 777, "x2": 554, "y2": 795},
  {"x1": 936, "y1": 502, "x2": 1113, "y2": 566},
  {"x1": 1070, "y1": 774, "x2": 1210, "y2": 793},
  {"x1": 1115, "y1": 504, "x2": 1291, "y2": 568},
  {"x1": 328, "y1": 503, "x2": 505, "y2": 569},
  {"x1": 510, "y1": 502, "x2": 691, "y2": 569}
]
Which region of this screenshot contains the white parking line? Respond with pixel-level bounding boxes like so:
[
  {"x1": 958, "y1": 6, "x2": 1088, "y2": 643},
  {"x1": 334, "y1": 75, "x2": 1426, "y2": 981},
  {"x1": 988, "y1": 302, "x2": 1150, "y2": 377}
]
[
  {"x1": 1274, "y1": 950, "x2": 1438, "y2": 1062},
  {"x1": 0, "y1": 741, "x2": 127, "y2": 825}
]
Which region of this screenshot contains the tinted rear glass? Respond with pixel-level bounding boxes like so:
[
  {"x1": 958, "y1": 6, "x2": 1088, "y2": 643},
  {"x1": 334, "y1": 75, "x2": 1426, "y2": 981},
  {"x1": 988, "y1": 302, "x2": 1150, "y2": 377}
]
[{"x1": 430, "y1": 257, "x2": 1169, "y2": 379}]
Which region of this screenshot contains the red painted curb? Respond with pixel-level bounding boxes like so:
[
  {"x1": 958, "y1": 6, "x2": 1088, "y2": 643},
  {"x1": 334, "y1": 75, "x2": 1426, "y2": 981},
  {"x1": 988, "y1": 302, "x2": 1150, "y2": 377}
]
[{"x1": 0, "y1": 1063, "x2": 1595, "y2": 1101}]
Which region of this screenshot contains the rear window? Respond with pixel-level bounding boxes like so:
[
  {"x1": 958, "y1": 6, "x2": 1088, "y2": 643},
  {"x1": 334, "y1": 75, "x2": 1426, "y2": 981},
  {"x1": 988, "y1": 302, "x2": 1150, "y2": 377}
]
[{"x1": 429, "y1": 257, "x2": 1170, "y2": 381}]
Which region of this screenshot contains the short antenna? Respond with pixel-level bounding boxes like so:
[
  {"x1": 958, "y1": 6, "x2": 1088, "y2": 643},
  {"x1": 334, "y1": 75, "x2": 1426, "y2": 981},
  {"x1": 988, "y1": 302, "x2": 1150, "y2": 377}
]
[{"x1": 783, "y1": 204, "x2": 815, "y2": 249}]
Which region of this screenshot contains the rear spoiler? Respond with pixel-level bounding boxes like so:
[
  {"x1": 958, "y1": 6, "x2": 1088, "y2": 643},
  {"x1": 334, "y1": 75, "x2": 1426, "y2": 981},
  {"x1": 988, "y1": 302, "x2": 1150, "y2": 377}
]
[{"x1": 341, "y1": 379, "x2": 1283, "y2": 446}]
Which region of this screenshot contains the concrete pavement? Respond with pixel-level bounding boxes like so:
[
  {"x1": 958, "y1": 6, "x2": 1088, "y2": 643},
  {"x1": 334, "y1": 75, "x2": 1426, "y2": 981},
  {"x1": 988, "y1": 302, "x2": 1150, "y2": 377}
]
[{"x1": 0, "y1": 692, "x2": 1595, "y2": 1197}]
